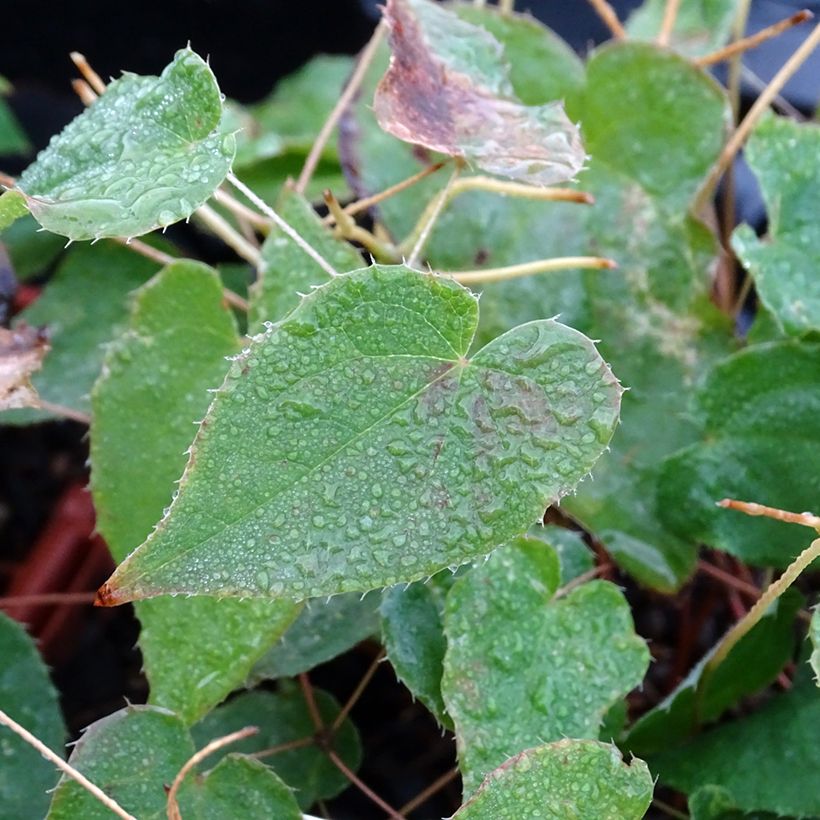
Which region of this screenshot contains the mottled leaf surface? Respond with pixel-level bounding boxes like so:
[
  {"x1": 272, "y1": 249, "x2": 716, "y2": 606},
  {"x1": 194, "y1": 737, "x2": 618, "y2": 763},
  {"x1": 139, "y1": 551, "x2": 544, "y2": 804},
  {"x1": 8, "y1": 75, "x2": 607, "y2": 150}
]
[
  {"x1": 248, "y1": 187, "x2": 363, "y2": 333},
  {"x1": 191, "y1": 686, "x2": 361, "y2": 808},
  {"x1": 16, "y1": 49, "x2": 235, "y2": 240},
  {"x1": 99, "y1": 265, "x2": 621, "y2": 604},
  {"x1": 375, "y1": 0, "x2": 584, "y2": 185},
  {"x1": 91, "y1": 261, "x2": 298, "y2": 723},
  {"x1": 626, "y1": 0, "x2": 739, "y2": 56},
  {"x1": 442, "y1": 538, "x2": 648, "y2": 792},
  {"x1": 3, "y1": 242, "x2": 158, "y2": 424},
  {"x1": 652, "y1": 669, "x2": 820, "y2": 817},
  {"x1": 0, "y1": 324, "x2": 48, "y2": 411},
  {"x1": 455, "y1": 740, "x2": 653, "y2": 819},
  {"x1": 732, "y1": 116, "x2": 820, "y2": 335},
  {"x1": 47, "y1": 705, "x2": 301, "y2": 819},
  {"x1": 627, "y1": 587, "x2": 803, "y2": 756},
  {"x1": 659, "y1": 341, "x2": 820, "y2": 566},
  {"x1": 249, "y1": 592, "x2": 380, "y2": 682},
  {"x1": 0, "y1": 612, "x2": 66, "y2": 820}
]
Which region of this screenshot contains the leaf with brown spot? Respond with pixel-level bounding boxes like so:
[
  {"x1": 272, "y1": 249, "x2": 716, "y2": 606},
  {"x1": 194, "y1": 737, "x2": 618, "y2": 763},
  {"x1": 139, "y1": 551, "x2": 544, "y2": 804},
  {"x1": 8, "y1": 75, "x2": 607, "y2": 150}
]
[
  {"x1": 0, "y1": 323, "x2": 49, "y2": 411},
  {"x1": 374, "y1": 0, "x2": 585, "y2": 186}
]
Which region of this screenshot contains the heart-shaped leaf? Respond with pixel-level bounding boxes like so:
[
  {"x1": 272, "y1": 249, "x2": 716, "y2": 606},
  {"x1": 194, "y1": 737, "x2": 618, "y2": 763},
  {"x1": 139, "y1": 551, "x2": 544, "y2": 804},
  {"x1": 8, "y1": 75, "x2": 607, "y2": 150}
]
[
  {"x1": 0, "y1": 612, "x2": 66, "y2": 819},
  {"x1": 15, "y1": 48, "x2": 235, "y2": 241},
  {"x1": 91, "y1": 260, "x2": 299, "y2": 723},
  {"x1": 442, "y1": 537, "x2": 648, "y2": 792},
  {"x1": 47, "y1": 705, "x2": 301, "y2": 819},
  {"x1": 454, "y1": 739, "x2": 653, "y2": 819},
  {"x1": 732, "y1": 115, "x2": 820, "y2": 336},
  {"x1": 375, "y1": 0, "x2": 584, "y2": 186},
  {"x1": 97, "y1": 264, "x2": 621, "y2": 604}
]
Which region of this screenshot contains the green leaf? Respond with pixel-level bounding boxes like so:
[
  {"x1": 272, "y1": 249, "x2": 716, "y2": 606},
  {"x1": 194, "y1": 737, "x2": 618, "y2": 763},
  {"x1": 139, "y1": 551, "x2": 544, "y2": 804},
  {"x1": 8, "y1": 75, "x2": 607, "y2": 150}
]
[
  {"x1": 47, "y1": 705, "x2": 301, "y2": 819},
  {"x1": 0, "y1": 612, "x2": 66, "y2": 820},
  {"x1": 530, "y1": 524, "x2": 595, "y2": 583},
  {"x1": 16, "y1": 49, "x2": 235, "y2": 241},
  {"x1": 454, "y1": 739, "x2": 653, "y2": 819},
  {"x1": 99, "y1": 264, "x2": 622, "y2": 604},
  {"x1": 0, "y1": 190, "x2": 28, "y2": 232},
  {"x1": 249, "y1": 592, "x2": 380, "y2": 682},
  {"x1": 626, "y1": 0, "x2": 740, "y2": 57},
  {"x1": 3, "y1": 242, "x2": 159, "y2": 424},
  {"x1": 652, "y1": 668, "x2": 820, "y2": 817},
  {"x1": 90, "y1": 260, "x2": 299, "y2": 723},
  {"x1": 442, "y1": 538, "x2": 649, "y2": 792},
  {"x1": 811, "y1": 607, "x2": 820, "y2": 686},
  {"x1": 375, "y1": 0, "x2": 584, "y2": 185},
  {"x1": 688, "y1": 785, "x2": 777, "y2": 820},
  {"x1": 626, "y1": 587, "x2": 803, "y2": 756},
  {"x1": 0, "y1": 85, "x2": 31, "y2": 155},
  {"x1": 658, "y1": 341, "x2": 820, "y2": 566},
  {"x1": 248, "y1": 187, "x2": 363, "y2": 333},
  {"x1": 190, "y1": 686, "x2": 362, "y2": 808},
  {"x1": 380, "y1": 572, "x2": 454, "y2": 727},
  {"x1": 732, "y1": 116, "x2": 820, "y2": 335},
  {"x1": 2, "y1": 214, "x2": 65, "y2": 280}
]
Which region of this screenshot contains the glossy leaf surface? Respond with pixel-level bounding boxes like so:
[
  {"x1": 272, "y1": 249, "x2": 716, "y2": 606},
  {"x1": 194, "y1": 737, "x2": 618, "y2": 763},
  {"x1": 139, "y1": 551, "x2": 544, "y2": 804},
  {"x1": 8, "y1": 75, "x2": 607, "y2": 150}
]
[
  {"x1": 732, "y1": 116, "x2": 820, "y2": 335},
  {"x1": 0, "y1": 612, "x2": 66, "y2": 820},
  {"x1": 47, "y1": 705, "x2": 301, "y2": 819},
  {"x1": 191, "y1": 686, "x2": 361, "y2": 808},
  {"x1": 659, "y1": 341, "x2": 820, "y2": 566},
  {"x1": 16, "y1": 49, "x2": 234, "y2": 240},
  {"x1": 454, "y1": 739, "x2": 653, "y2": 819},
  {"x1": 442, "y1": 538, "x2": 648, "y2": 792},
  {"x1": 375, "y1": 0, "x2": 584, "y2": 185},
  {"x1": 99, "y1": 265, "x2": 621, "y2": 604},
  {"x1": 91, "y1": 260, "x2": 298, "y2": 723}
]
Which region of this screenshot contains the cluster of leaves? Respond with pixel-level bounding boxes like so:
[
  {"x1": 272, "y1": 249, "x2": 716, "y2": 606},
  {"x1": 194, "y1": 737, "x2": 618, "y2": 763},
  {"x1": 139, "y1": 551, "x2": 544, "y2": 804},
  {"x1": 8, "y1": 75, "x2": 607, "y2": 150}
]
[{"x1": 1, "y1": 0, "x2": 819, "y2": 817}]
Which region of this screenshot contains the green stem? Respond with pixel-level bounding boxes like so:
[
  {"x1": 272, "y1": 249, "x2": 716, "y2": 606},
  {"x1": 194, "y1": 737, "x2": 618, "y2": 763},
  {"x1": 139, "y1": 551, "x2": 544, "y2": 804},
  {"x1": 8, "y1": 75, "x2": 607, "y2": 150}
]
[{"x1": 195, "y1": 203, "x2": 262, "y2": 269}]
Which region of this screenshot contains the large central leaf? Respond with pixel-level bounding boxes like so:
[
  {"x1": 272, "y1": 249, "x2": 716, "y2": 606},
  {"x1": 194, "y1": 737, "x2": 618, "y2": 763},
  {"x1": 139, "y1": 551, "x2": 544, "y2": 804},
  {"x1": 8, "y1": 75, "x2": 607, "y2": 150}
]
[{"x1": 99, "y1": 265, "x2": 621, "y2": 604}]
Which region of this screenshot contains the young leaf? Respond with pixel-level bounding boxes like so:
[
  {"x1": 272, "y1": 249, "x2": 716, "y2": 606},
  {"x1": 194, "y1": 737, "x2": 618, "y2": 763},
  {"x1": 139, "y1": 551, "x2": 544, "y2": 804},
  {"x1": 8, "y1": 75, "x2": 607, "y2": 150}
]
[
  {"x1": 4, "y1": 242, "x2": 159, "y2": 424},
  {"x1": 15, "y1": 48, "x2": 235, "y2": 241},
  {"x1": 626, "y1": 0, "x2": 739, "y2": 56},
  {"x1": 0, "y1": 612, "x2": 66, "y2": 819},
  {"x1": 190, "y1": 686, "x2": 362, "y2": 808},
  {"x1": 442, "y1": 538, "x2": 649, "y2": 793},
  {"x1": 91, "y1": 260, "x2": 299, "y2": 723},
  {"x1": 249, "y1": 592, "x2": 380, "y2": 682},
  {"x1": 626, "y1": 587, "x2": 804, "y2": 756},
  {"x1": 375, "y1": 0, "x2": 584, "y2": 186},
  {"x1": 732, "y1": 116, "x2": 820, "y2": 336},
  {"x1": 652, "y1": 668, "x2": 820, "y2": 818},
  {"x1": 0, "y1": 324, "x2": 49, "y2": 411},
  {"x1": 47, "y1": 705, "x2": 301, "y2": 819},
  {"x1": 454, "y1": 739, "x2": 653, "y2": 819},
  {"x1": 248, "y1": 187, "x2": 363, "y2": 333},
  {"x1": 659, "y1": 341, "x2": 820, "y2": 566},
  {"x1": 97, "y1": 264, "x2": 622, "y2": 604}
]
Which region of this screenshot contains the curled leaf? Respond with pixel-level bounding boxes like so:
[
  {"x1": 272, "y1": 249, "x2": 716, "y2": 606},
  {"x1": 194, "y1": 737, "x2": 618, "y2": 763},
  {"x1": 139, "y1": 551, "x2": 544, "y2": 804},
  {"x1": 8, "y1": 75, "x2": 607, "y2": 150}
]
[
  {"x1": 0, "y1": 323, "x2": 49, "y2": 411},
  {"x1": 374, "y1": 0, "x2": 584, "y2": 186}
]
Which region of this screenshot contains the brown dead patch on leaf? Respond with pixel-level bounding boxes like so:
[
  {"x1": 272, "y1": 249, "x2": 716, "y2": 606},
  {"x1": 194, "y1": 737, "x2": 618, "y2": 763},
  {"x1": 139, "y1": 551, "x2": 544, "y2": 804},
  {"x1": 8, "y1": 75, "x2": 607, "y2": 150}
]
[
  {"x1": 0, "y1": 323, "x2": 49, "y2": 411},
  {"x1": 374, "y1": 0, "x2": 585, "y2": 186}
]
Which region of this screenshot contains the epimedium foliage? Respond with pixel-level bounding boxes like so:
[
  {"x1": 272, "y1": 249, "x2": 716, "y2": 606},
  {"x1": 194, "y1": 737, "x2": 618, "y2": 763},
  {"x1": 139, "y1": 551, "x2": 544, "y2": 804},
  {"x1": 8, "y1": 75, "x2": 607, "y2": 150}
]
[{"x1": 1, "y1": 0, "x2": 819, "y2": 818}]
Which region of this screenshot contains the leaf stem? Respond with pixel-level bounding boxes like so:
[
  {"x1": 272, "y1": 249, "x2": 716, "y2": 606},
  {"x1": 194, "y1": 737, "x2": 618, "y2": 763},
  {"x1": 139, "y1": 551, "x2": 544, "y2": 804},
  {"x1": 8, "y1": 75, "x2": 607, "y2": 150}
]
[
  {"x1": 696, "y1": 21, "x2": 820, "y2": 212},
  {"x1": 331, "y1": 648, "x2": 385, "y2": 732},
  {"x1": 295, "y1": 19, "x2": 387, "y2": 195},
  {"x1": 70, "y1": 52, "x2": 107, "y2": 94},
  {"x1": 71, "y1": 79, "x2": 97, "y2": 106},
  {"x1": 298, "y1": 672, "x2": 325, "y2": 732},
  {"x1": 111, "y1": 237, "x2": 176, "y2": 267},
  {"x1": 498, "y1": 0, "x2": 515, "y2": 15},
  {"x1": 36, "y1": 400, "x2": 92, "y2": 425},
  {"x1": 322, "y1": 190, "x2": 396, "y2": 261},
  {"x1": 406, "y1": 162, "x2": 463, "y2": 267},
  {"x1": 717, "y1": 497, "x2": 820, "y2": 530},
  {"x1": 585, "y1": 0, "x2": 627, "y2": 39},
  {"x1": 248, "y1": 735, "x2": 314, "y2": 760},
  {"x1": 657, "y1": 0, "x2": 682, "y2": 45},
  {"x1": 447, "y1": 255, "x2": 616, "y2": 285},
  {"x1": 0, "y1": 708, "x2": 137, "y2": 820},
  {"x1": 448, "y1": 176, "x2": 594, "y2": 204},
  {"x1": 322, "y1": 161, "x2": 448, "y2": 225},
  {"x1": 0, "y1": 591, "x2": 97, "y2": 607},
  {"x1": 195, "y1": 203, "x2": 263, "y2": 269},
  {"x1": 226, "y1": 173, "x2": 340, "y2": 279},
  {"x1": 213, "y1": 188, "x2": 272, "y2": 232},
  {"x1": 399, "y1": 767, "x2": 460, "y2": 815},
  {"x1": 326, "y1": 747, "x2": 404, "y2": 820},
  {"x1": 695, "y1": 10, "x2": 813, "y2": 67}
]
